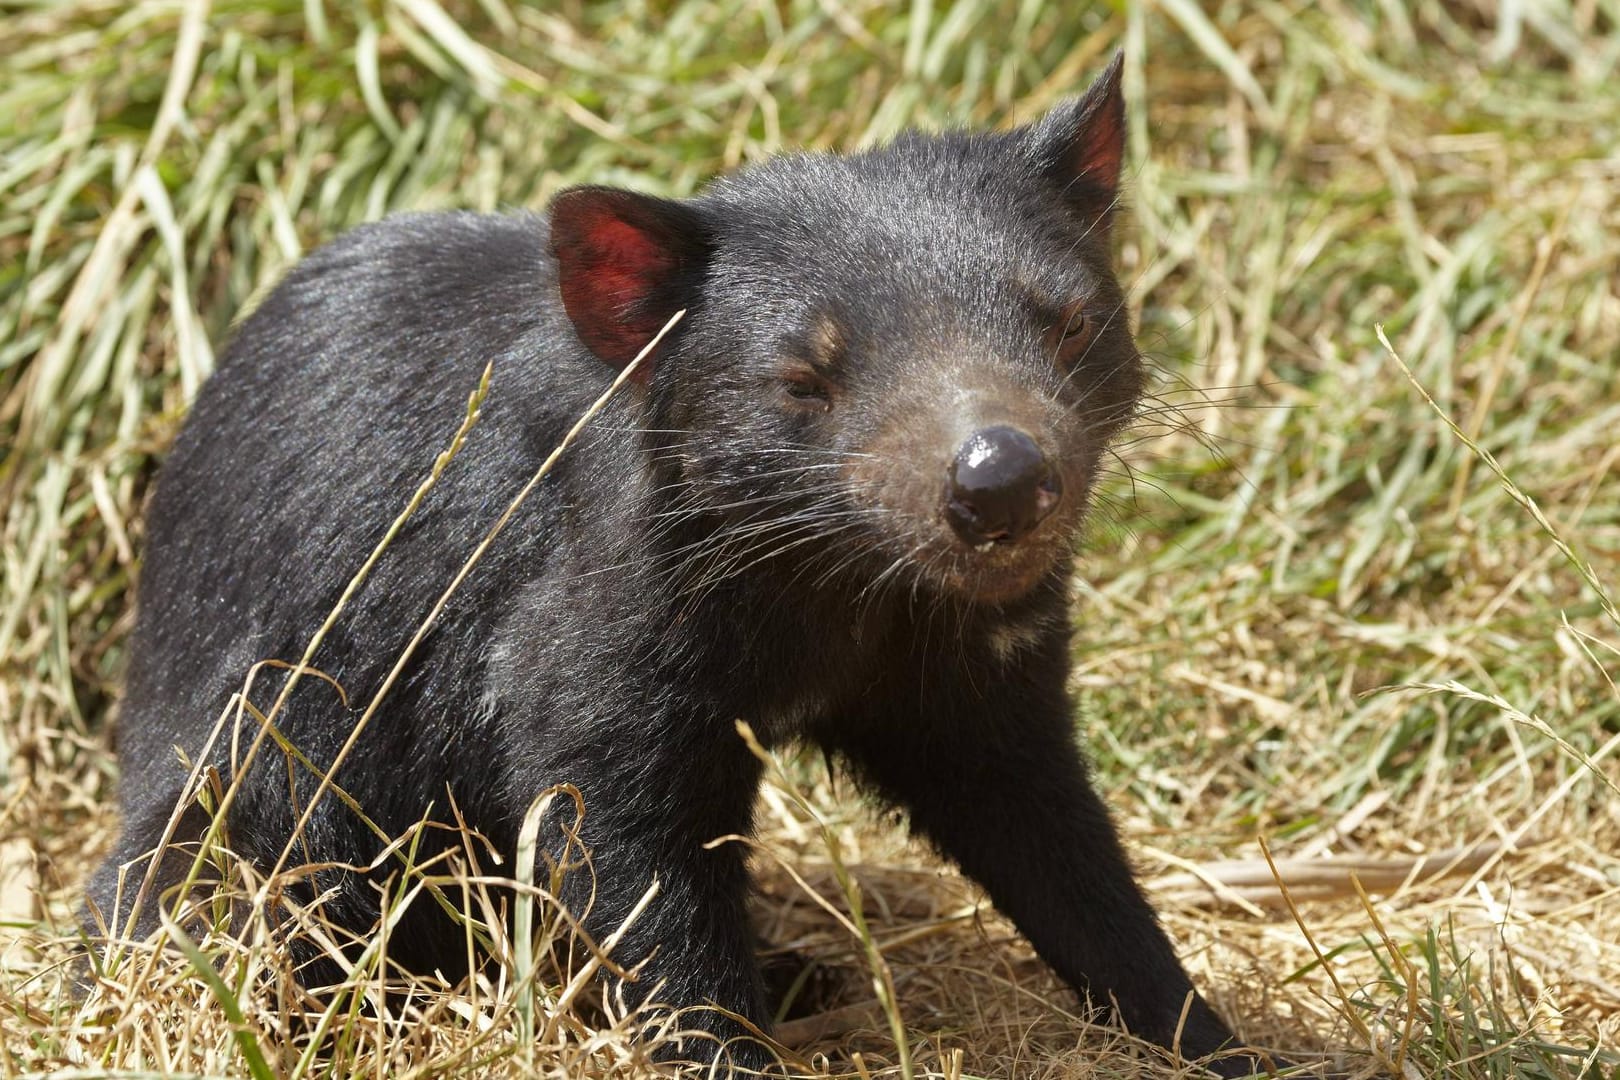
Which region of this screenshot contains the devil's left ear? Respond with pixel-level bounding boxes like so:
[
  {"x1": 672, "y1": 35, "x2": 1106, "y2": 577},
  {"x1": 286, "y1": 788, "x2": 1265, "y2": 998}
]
[
  {"x1": 1026, "y1": 50, "x2": 1127, "y2": 213},
  {"x1": 549, "y1": 186, "x2": 712, "y2": 377}
]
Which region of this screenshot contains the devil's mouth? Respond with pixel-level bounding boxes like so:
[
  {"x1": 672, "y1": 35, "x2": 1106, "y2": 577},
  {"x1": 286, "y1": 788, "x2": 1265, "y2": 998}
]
[
  {"x1": 874, "y1": 522, "x2": 1068, "y2": 605},
  {"x1": 944, "y1": 549, "x2": 1061, "y2": 603}
]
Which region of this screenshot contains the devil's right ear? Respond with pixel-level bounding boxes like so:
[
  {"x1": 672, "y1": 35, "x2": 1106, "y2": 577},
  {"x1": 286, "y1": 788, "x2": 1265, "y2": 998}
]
[
  {"x1": 1026, "y1": 51, "x2": 1127, "y2": 219},
  {"x1": 548, "y1": 187, "x2": 711, "y2": 377}
]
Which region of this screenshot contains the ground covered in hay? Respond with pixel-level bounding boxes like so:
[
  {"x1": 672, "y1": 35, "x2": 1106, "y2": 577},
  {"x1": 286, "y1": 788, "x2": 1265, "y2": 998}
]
[{"x1": 3, "y1": 1, "x2": 1618, "y2": 1077}]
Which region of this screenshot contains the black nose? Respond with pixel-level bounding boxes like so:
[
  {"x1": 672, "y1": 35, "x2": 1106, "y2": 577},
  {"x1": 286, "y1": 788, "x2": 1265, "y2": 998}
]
[{"x1": 944, "y1": 425, "x2": 1062, "y2": 546}]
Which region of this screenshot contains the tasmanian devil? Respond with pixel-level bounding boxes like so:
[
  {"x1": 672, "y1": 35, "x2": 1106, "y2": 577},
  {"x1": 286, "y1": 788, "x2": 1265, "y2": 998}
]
[{"x1": 86, "y1": 54, "x2": 1278, "y2": 1075}]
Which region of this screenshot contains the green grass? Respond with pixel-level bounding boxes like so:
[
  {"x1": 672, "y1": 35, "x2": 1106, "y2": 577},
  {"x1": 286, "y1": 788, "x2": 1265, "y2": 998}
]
[{"x1": 3, "y1": 0, "x2": 1619, "y2": 1077}]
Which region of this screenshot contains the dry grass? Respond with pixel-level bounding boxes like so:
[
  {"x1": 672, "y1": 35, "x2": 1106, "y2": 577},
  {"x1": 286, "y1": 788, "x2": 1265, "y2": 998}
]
[{"x1": 3, "y1": 0, "x2": 1618, "y2": 1077}]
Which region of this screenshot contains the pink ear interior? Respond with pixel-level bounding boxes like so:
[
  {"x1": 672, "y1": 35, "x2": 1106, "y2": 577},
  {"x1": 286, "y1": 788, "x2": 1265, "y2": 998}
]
[
  {"x1": 1038, "y1": 51, "x2": 1127, "y2": 205},
  {"x1": 1069, "y1": 75, "x2": 1124, "y2": 194},
  {"x1": 550, "y1": 189, "x2": 700, "y2": 375}
]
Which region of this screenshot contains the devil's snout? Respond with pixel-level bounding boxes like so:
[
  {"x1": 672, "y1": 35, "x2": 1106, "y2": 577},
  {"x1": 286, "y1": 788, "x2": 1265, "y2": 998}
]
[{"x1": 943, "y1": 425, "x2": 1062, "y2": 546}]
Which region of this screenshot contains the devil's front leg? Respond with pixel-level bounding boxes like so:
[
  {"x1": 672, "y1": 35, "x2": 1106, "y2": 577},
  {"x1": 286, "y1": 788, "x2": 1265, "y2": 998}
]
[
  {"x1": 521, "y1": 703, "x2": 775, "y2": 1072},
  {"x1": 822, "y1": 629, "x2": 1275, "y2": 1077}
]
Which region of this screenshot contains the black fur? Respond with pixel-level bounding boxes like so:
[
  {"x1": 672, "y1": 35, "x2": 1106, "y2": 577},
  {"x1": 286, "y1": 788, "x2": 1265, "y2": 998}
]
[{"x1": 88, "y1": 57, "x2": 1277, "y2": 1075}]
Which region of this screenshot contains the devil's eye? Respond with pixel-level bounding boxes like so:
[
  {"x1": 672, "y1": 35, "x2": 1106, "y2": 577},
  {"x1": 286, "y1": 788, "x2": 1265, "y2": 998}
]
[
  {"x1": 1051, "y1": 300, "x2": 1097, "y2": 368},
  {"x1": 784, "y1": 377, "x2": 823, "y2": 398},
  {"x1": 1061, "y1": 306, "x2": 1088, "y2": 341},
  {"x1": 781, "y1": 369, "x2": 833, "y2": 409}
]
